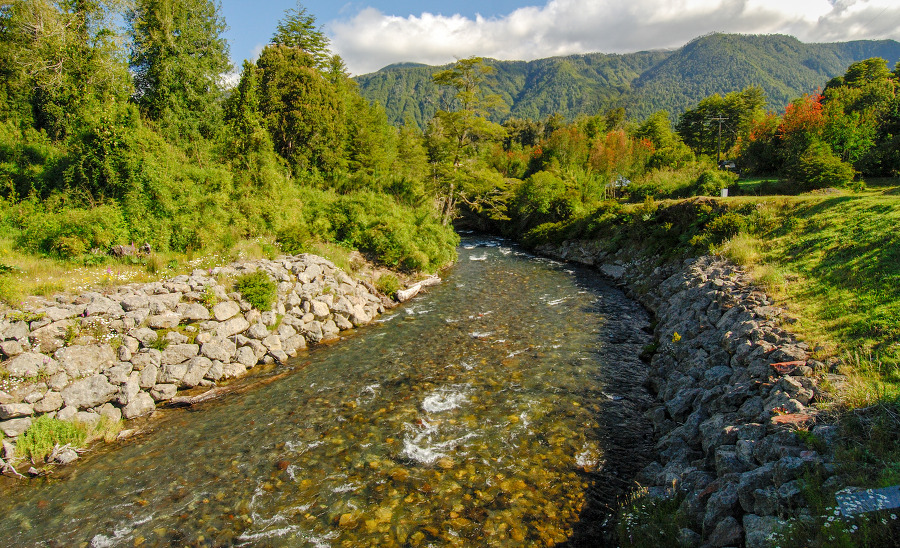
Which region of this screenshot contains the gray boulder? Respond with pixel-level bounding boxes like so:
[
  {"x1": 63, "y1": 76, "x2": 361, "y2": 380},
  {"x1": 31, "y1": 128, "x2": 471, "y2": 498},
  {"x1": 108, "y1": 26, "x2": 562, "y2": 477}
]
[
  {"x1": 216, "y1": 316, "x2": 249, "y2": 338},
  {"x1": 212, "y1": 301, "x2": 241, "y2": 321},
  {"x1": 123, "y1": 392, "x2": 156, "y2": 419},
  {"x1": 0, "y1": 403, "x2": 33, "y2": 419},
  {"x1": 54, "y1": 345, "x2": 116, "y2": 379},
  {"x1": 61, "y1": 375, "x2": 119, "y2": 409},
  {"x1": 161, "y1": 344, "x2": 199, "y2": 365},
  {"x1": 33, "y1": 391, "x2": 64, "y2": 413},
  {"x1": 0, "y1": 417, "x2": 32, "y2": 437},
  {"x1": 5, "y1": 352, "x2": 56, "y2": 378},
  {"x1": 150, "y1": 384, "x2": 178, "y2": 401}
]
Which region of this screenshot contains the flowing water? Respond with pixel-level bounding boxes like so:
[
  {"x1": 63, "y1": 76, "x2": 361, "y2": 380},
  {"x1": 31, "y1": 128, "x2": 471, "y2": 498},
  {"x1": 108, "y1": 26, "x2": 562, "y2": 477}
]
[{"x1": 0, "y1": 237, "x2": 655, "y2": 547}]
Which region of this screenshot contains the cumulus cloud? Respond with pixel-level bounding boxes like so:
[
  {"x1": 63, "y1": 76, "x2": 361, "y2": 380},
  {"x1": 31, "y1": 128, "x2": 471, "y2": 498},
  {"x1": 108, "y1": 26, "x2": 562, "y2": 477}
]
[{"x1": 327, "y1": 0, "x2": 900, "y2": 75}]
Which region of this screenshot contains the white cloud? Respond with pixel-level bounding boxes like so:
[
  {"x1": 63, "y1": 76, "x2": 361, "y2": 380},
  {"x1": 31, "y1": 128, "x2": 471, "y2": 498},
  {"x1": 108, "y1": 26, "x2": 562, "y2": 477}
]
[{"x1": 327, "y1": 0, "x2": 900, "y2": 75}]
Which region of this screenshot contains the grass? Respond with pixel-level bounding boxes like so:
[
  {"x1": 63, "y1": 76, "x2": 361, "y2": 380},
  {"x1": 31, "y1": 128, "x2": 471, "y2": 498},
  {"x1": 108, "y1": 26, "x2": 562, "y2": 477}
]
[
  {"x1": 15, "y1": 415, "x2": 87, "y2": 463},
  {"x1": 616, "y1": 487, "x2": 689, "y2": 547}
]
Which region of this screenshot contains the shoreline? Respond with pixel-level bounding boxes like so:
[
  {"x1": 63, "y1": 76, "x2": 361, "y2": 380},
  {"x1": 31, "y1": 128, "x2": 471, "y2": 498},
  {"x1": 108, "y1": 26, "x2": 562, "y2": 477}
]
[
  {"x1": 536, "y1": 240, "x2": 840, "y2": 547},
  {"x1": 0, "y1": 253, "x2": 404, "y2": 475}
]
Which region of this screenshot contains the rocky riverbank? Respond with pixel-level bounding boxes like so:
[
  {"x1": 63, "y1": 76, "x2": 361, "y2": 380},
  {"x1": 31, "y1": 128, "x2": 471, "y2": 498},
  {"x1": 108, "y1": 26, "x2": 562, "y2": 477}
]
[
  {"x1": 536, "y1": 240, "x2": 840, "y2": 547},
  {"x1": 0, "y1": 253, "x2": 394, "y2": 471}
]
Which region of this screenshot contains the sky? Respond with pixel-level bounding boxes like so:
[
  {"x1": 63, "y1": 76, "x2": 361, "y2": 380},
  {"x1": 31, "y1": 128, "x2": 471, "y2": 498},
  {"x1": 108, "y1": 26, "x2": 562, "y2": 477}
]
[{"x1": 219, "y1": 0, "x2": 900, "y2": 76}]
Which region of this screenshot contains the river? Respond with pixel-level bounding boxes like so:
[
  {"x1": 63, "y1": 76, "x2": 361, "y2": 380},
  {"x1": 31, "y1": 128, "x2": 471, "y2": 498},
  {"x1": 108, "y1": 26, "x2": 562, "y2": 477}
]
[{"x1": 0, "y1": 237, "x2": 654, "y2": 547}]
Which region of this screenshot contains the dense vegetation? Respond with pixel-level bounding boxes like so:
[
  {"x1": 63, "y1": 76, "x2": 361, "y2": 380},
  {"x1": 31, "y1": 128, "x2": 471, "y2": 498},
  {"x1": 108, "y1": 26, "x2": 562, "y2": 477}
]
[
  {"x1": 0, "y1": 0, "x2": 457, "y2": 280},
  {"x1": 356, "y1": 33, "x2": 900, "y2": 128}
]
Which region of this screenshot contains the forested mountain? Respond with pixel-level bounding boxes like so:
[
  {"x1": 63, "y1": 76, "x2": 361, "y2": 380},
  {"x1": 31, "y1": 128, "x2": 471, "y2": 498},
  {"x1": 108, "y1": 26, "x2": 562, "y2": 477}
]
[{"x1": 355, "y1": 33, "x2": 900, "y2": 127}]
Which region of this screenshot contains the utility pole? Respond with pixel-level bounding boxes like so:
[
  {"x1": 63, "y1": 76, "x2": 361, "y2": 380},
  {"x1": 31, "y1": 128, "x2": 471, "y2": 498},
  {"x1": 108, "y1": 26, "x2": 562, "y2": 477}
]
[{"x1": 710, "y1": 116, "x2": 728, "y2": 165}]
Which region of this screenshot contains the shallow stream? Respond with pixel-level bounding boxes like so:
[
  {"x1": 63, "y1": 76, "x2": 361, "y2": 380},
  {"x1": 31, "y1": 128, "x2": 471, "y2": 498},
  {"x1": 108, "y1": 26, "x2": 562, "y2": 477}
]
[{"x1": 0, "y1": 237, "x2": 654, "y2": 547}]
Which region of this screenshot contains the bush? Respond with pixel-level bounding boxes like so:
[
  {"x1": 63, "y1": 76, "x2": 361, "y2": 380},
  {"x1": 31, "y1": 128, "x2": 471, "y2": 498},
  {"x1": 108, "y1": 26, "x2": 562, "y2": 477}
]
[
  {"x1": 16, "y1": 415, "x2": 87, "y2": 463},
  {"x1": 789, "y1": 141, "x2": 856, "y2": 190},
  {"x1": 375, "y1": 273, "x2": 401, "y2": 298},
  {"x1": 233, "y1": 271, "x2": 277, "y2": 311}
]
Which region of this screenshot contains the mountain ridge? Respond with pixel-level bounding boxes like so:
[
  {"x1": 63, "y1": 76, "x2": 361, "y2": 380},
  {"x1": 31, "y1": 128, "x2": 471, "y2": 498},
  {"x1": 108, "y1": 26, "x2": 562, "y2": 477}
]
[{"x1": 354, "y1": 33, "x2": 900, "y2": 128}]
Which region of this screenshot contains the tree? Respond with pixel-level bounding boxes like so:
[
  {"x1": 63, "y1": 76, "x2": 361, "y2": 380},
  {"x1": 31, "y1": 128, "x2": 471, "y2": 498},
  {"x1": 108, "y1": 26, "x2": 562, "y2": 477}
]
[
  {"x1": 271, "y1": 2, "x2": 331, "y2": 71},
  {"x1": 255, "y1": 44, "x2": 344, "y2": 177},
  {"x1": 129, "y1": 0, "x2": 230, "y2": 142},
  {"x1": 0, "y1": 0, "x2": 132, "y2": 139},
  {"x1": 429, "y1": 56, "x2": 506, "y2": 224},
  {"x1": 677, "y1": 87, "x2": 766, "y2": 158}
]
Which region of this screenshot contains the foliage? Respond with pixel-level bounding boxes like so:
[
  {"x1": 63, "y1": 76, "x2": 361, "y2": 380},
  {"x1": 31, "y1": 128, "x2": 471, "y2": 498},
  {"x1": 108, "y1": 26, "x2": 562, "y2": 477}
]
[
  {"x1": 233, "y1": 271, "x2": 277, "y2": 311},
  {"x1": 271, "y1": 2, "x2": 332, "y2": 70},
  {"x1": 128, "y1": 0, "x2": 231, "y2": 143},
  {"x1": 616, "y1": 488, "x2": 689, "y2": 547},
  {"x1": 15, "y1": 415, "x2": 87, "y2": 463},
  {"x1": 374, "y1": 273, "x2": 401, "y2": 299},
  {"x1": 356, "y1": 33, "x2": 900, "y2": 129}
]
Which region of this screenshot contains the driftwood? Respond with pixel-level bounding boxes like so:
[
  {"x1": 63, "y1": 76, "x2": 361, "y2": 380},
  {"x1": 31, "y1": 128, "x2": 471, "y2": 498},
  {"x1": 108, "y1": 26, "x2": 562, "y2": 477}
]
[
  {"x1": 164, "y1": 370, "x2": 294, "y2": 408},
  {"x1": 396, "y1": 276, "x2": 441, "y2": 302}
]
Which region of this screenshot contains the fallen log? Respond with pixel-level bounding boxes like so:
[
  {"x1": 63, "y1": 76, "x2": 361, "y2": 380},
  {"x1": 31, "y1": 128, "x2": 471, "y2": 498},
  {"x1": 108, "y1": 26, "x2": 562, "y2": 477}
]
[{"x1": 396, "y1": 276, "x2": 441, "y2": 302}]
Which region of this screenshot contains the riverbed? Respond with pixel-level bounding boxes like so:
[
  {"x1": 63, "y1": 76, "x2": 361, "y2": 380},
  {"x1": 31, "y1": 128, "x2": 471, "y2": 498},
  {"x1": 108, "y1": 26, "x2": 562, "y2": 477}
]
[{"x1": 0, "y1": 237, "x2": 654, "y2": 547}]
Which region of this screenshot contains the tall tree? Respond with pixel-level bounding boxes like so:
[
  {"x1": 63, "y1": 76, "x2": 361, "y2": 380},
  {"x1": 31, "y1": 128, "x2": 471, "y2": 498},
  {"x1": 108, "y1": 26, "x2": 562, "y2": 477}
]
[
  {"x1": 271, "y1": 2, "x2": 331, "y2": 71},
  {"x1": 128, "y1": 0, "x2": 230, "y2": 142},
  {"x1": 429, "y1": 56, "x2": 506, "y2": 224},
  {"x1": 0, "y1": 0, "x2": 131, "y2": 138}
]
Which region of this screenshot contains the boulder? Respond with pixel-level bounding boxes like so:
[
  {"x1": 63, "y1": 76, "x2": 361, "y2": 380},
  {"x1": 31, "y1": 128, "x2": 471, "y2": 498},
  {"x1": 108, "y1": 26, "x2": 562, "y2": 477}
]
[
  {"x1": 181, "y1": 357, "x2": 212, "y2": 388},
  {"x1": 157, "y1": 363, "x2": 189, "y2": 384},
  {"x1": 150, "y1": 384, "x2": 178, "y2": 402},
  {"x1": 139, "y1": 364, "x2": 159, "y2": 389},
  {"x1": 161, "y1": 344, "x2": 199, "y2": 365},
  {"x1": 212, "y1": 301, "x2": 241, "y2": 321},
  {"x1": 216, "y1": 316, "x2": 249, "y2": 338},
  {"x1": 743, "y1": 514, "x2": 786, "y2": 548},
  {"x1": 0, "y1": 417, "x2": 32, "y2": 437},
  {"x1": 0, "y1": 403, "x2": 33, "y2": 419},
  {"x1": 234, "y1": 346, "x2": 257, "y2": 368},
  {"x1": 123, "y1": 392, "x2": 156, "y2": 419},
  {"x1": 61, "y1": 375, "x2": 119, "y2": 409},
  {"x1": 33, "y1": 391, "x2": 64, "y2": 413},
  {"x1": 201, "y1": 341, "x2": 233, "y2": 363},
  {"x1": 148, "y1": 312, "x2": 182, "y2": 329},
  {"x1": 5, "y1": 352, "x2": 56, "y2": 378},
  {"x1": 54, "y1": 345, "x2": 116, "y2": 379},
  {"x1": 178, "y1": 303, "x2": 211, "y2": 321}
]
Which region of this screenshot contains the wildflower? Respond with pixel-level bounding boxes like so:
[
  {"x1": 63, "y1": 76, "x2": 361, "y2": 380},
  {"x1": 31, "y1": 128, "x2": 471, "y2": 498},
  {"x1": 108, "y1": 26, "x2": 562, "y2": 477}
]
[{"x1": 892, "y1": 514, "x2": 897, "y2": 520}]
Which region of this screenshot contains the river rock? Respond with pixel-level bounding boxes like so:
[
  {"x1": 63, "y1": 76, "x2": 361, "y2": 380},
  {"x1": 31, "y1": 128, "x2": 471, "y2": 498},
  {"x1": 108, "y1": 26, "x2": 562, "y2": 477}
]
[
  {"x1": 33, "y1": 391, "x2": 64, "y2": 413},
  {"x1": 0, "y1": 403, "x2": 33, "y2": 419},
  {"x1": 161, "y1": 344, "x2": 199, "y2": 365},
  {"x1": 3, "y1": 321, "x2": 29, "y2": 341},
  {"x1": 707, "y1": 516, "x2": 742, "y2": 547},
  {"x1": 54, "y1": 345, "x2": 116, "y2": 379},
  {"x1": 5, "y1": 352, "x2": 56, "y2": 378},
  {"x1": 205, "y1": 360, "x2": 224, "y2": 381},
  {"x1": 200, "y1": 341, "x2": 232, "y2": 362},
  {"x1": 130, "y1": 327, "x2": 158, "y2": 346},
  {"x1": 213, "y1": 301, "x2": 241, "y2": 321},
  {"x1": 0, "y1": 417, "x2": 31, "y2": 437},
  {"x1": 123, "y1": 392, "x2": 156, "y2": 419},
  {"x1": 216, "y1": 316, "x2": 250, "y2": 338},
  {"x1": 150, "y1": 384, "x2": 178, "y2": 402},
  {"x1": 61, "y1": 375, "x2": 119, "y2": 409}
]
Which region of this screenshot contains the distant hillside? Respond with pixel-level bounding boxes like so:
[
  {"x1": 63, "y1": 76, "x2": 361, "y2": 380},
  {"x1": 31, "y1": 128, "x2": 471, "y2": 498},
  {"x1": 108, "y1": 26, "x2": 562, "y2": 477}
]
[{"x1": 355, "y1": 33, "x2": 900, "y2": 128}]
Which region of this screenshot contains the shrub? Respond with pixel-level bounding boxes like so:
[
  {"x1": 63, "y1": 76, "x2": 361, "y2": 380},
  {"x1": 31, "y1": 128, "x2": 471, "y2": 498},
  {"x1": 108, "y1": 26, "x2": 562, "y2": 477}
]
[
  {"x1": 16, "y1": 415, "x2": 87, "y2": 463},
  {"x1": 788, "y1": 141, "x2": 856, "y2": 191},
  {"x1": 233, "y1": 271, "x2": 276, "y2": 310},
  {"x1": 375, "y1": 273, "x2": 401, "y2": 298}
]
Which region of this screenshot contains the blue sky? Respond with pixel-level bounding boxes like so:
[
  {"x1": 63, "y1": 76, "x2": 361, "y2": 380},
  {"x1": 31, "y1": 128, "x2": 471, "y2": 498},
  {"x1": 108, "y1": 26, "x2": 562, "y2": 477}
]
[{"x1": 219, "y1": 0, "x2": 900, "y2": 76}]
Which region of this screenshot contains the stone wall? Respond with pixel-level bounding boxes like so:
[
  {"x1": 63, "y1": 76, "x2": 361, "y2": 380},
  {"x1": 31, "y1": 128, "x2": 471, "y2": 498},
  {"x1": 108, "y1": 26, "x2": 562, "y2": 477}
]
[
  {"x1": 537, "y1": 241, "x2": 839, "y2": 548},
  {"x1": 0, "y1": 254, "x2": 389, "y2": 462}
]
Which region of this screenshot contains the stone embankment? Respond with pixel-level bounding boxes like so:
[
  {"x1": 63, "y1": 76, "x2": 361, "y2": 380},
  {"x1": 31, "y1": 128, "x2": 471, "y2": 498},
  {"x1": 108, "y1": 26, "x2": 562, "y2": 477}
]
[
  {"x1": 537, "y1": 241, "x2": 839, "y2": 548},
  {"x1": 0, "y1": 254, "x2": 391, "y2": 466}
]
